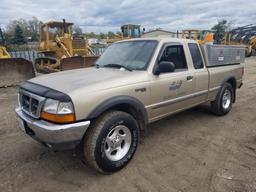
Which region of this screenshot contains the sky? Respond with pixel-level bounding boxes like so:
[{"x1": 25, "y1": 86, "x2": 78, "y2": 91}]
[{"x1": 0, "y1": 0, "x2": 255, "y2": 33}]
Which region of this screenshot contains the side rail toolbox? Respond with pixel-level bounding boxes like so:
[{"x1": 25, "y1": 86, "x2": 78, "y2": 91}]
[{"x1": 200, "y1": 44, "x2": 245, "y2": 67}]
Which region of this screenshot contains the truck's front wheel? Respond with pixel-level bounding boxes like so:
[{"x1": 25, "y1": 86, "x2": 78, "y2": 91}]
[{"x1": 84, "y1": 111, "x2": 139, "y2": 173}]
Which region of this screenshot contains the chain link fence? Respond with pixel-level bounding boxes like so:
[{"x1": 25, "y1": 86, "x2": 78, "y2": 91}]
[{"x1": 9, "y1": 47, "x2": 107, "y2": 62}]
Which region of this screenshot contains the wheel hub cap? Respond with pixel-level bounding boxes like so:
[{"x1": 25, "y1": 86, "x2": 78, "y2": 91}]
[
  {"x1": 222, "y1": 89, "x2": 231, "y2": 109},
  {"x1": 104, "y1": 125, "x2": 132, "y2": 161},
  {"x1": 111, "y1": 135, "x2": 121, "y2": 148}
]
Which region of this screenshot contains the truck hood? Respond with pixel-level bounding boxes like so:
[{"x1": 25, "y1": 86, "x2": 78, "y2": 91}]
[{"x1": 29, "y1": 67, "x2": 150, "y2": 94}]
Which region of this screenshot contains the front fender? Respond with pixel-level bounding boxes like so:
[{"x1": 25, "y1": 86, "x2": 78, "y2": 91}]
[{"x1": 87, "y1": 95, "x2": 148, "y2": 128}]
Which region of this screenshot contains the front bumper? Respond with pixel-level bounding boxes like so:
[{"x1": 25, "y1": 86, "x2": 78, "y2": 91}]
[{"x1": 16, "y1": 107, "x2": 90, "y2": 150}]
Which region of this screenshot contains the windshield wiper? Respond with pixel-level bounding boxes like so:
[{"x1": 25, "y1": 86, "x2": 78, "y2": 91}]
[{"x1": 103, "y1": 63, "x2": 133, "y2": 71}]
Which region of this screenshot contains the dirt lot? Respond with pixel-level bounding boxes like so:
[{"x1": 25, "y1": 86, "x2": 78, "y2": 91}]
[{"x1": 0, "y1": 57, "x2": 256, "y2": 192}]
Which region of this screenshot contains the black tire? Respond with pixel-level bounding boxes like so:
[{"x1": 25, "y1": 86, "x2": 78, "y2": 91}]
[
  {"x1": 84, "y1": 111, "x2": 139, "y2": 173},
  {"x1": 211, "y1": 82, "x2": 234, "y2": 116}
]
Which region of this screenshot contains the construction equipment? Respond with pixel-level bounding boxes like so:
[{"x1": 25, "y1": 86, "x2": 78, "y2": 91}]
[
  {"x1": 182, "y1": 30, "x2": 214, "y2": 45},
  {"x1": 121, "y1": 24, "x2": 141, "y2": 38},
  {"x1": 106, "y1": 24, "x2": 141, "y2": 44},
  {"x1": 0, "y1": 27, "x2": 35, "y2": 88},
  {"x1": 222, "y1": 24, "x2": 256, "y2": 57},
  {"x1": 0, "y1": 28, "x2": 11, "y2": 59},
  {"x1": 0, "y1": 45, "x2": 11, "y2": 59},
  {"x1": 35, "y1": 19, "x2": 97, "y2": 73},
  {"x1": 0, "y1": 58, "x2": 35, "y2": 87}
]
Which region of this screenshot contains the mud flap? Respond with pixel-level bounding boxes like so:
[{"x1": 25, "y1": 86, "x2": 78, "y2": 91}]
[
  {"x1": 60, "y1": 56, "x2": 99, "y2": 71},
  {"x1": 0, "y1": 58, "x2": 35, "y2": 88}
]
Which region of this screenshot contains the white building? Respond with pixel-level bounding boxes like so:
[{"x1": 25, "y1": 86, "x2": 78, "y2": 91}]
[{"x1": 87, "y1": 38, "x2": 98, "y2": 45}]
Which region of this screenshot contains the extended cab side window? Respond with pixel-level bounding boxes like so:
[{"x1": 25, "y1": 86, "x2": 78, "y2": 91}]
[
  {"x1": 160, "y1": 45, "x2": 187, "y2": 72},
  {"x1": 188, "y1": 43, "x2": 204, "y2": 69}
]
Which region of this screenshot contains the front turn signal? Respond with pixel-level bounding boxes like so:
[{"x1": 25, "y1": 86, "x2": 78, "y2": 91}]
[{"x1": 41, "y1": 112, "x2": 75, "y2": 123}]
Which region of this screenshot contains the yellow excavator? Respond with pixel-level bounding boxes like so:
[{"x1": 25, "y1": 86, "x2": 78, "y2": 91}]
[
  {"x1": 0, "y1": 27, "x2": 35, "y2": 88},
  {"x1": 35, "y1": 19, "x2": 98, "y2": 73},
  {"x1": 182, "y1": 29, "x2": 214, "y2": 45},
  {"x1": 222, "y1": 24, "x2": 256, "y2": 57}
]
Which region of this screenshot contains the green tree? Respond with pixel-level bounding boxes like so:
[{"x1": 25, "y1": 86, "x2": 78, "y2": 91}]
[
  {"x1": 27, "y1": 17, "x2": 41, "y2": 41},
  {"x1": 211, "y1": 19, "x2": 233, "y2": 44},
  {"x1": 5, "y1": 17, "x2": 42, "y2": 43},
  {"x1": 73, "y1": 25, "x2": 83, "y2": 35},
  {"x1": 99, "y1": 32, "x2": 106, "y2": 39},
  {"x1": 107, "y1": 31, "x2": 115, "y2": 39},
  {"x1": 0, "y1": 27, "x2": 5, "y2": 45},
  {"x1": 116, "y1": 31, "x2": 122, "y2": 37},
  {"x1": 6, "y1": 19, "x2": 28, "y2": 36},
  {"x1": 86, "y1": 32, "x2": 97, "y2": 38},
  {"x1": 12, "y1": 25, "x2": 26, "y2": 44}
]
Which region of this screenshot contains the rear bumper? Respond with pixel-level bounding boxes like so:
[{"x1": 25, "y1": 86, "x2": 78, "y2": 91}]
[{"x1": 15, "y1": 107, "x2": 90, "y2": 150}]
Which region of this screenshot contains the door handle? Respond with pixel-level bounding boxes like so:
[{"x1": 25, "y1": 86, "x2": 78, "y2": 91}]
[{"x1": 187, "y1": 75, "x2": 194, "y2": 81}]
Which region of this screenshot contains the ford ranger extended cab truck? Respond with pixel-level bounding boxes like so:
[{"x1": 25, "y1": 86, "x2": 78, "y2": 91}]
[{"x1": 15, "y1": 38, "x2": 244, "y2": 173}]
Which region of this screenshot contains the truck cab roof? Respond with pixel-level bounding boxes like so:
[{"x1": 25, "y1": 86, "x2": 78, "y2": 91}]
[{"x1": 119, "y1": 37, "x2": 199, "y2": 44}]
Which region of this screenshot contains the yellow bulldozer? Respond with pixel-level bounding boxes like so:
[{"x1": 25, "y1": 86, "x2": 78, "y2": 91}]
[
  {"x1": 181, "y1": 29, "x2": 214, "y2": 45},
  {"x1": 35, "y1": 19, "x2": 98, "y2": 73},
  {"x1": 121, "y1": 24, "x2": 141, "y2": 38},
  {"x1": 106, "y1": 24, "x2": 141, "y2": 44},
  {"x1": 0, "y1": 27, "x2": 35, "y2": 88}
]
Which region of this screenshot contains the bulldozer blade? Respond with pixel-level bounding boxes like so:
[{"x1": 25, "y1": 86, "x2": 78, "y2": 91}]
[
  {"x1": 60, "y1": 56, "x2": 99, "y2": 71},
  {"x1": 0, "y1": 58, "x2": 35, "y2": 88}
]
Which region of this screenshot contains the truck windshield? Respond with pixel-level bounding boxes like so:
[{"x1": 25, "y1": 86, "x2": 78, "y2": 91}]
[{"x1": 96, "y1": 40, "x2": 158, "y2": 70}]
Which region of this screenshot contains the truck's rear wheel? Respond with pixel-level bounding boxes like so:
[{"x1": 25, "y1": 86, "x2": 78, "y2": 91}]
[
  {"x1": 84, "y1": 111, "x2": 139, "y2": 173},
  {"x1": 211, "y1": 82, "x2": 233, "y2": 116}
]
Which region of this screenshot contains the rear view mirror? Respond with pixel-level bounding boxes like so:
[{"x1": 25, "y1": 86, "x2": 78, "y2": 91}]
[{"x1": 154, "y1": 61, "x2": 175, "y2": 75}]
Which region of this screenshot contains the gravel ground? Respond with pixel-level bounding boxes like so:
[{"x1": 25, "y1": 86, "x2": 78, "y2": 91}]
[{"x1": 0, "y1": 57, "x2": 256, "y2": 192}]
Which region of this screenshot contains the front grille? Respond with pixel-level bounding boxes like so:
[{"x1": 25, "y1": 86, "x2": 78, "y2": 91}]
[{"x1": 19, "y1": 89, "x2": 45, "y2": 118}]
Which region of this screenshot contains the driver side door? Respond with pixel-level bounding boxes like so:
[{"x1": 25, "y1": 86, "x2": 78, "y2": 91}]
[{"x1": 149, "y1": 43, "x2": 196, "y2": 122}]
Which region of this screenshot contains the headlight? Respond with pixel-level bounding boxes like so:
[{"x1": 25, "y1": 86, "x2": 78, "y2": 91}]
[
  {"x1": 41, "y1": 99, "x2": 75, "y2": 123},
  {"x1": 43, "y1": 99, "x2": 59, "y2": 114}
]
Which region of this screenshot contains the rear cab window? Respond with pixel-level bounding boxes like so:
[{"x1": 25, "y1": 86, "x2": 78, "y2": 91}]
[{"x1": 188, "y1": 43, "x2": 204, "y2": 69}]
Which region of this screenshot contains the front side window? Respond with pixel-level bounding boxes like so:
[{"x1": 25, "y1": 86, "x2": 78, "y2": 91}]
[
  {"x1": 48, "y1": 27, "x2": 63, "y2": 40},
  {"x1": 188, "y1": 43, "x2": 204, "y2": 69},
  {"x1": 132, "y1": 28, "x2": 140, "y2": 38},
  {"x1": 121, "y1": 27, "x2": 129, "y2": 37},
  {"x1": 159, "y1": 45, "x2": 187, "y2": 71},
  {"x1": 97, "y1": 40, "x2": 157, "y2": 70}
]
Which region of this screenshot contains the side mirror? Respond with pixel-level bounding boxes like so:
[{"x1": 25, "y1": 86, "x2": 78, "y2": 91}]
[{"x1": 154, "y1": 61, "x2": 175, "y2": 75}]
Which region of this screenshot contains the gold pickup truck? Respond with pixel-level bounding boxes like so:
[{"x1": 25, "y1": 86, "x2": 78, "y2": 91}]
[{"x1": 16, "y1": 38, "x2": 244, "y2": 173}]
